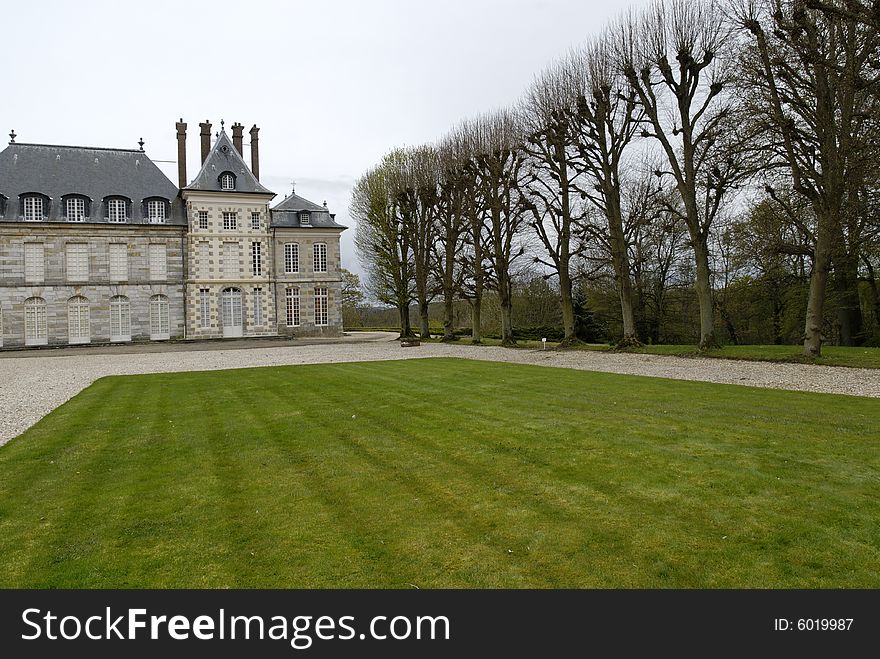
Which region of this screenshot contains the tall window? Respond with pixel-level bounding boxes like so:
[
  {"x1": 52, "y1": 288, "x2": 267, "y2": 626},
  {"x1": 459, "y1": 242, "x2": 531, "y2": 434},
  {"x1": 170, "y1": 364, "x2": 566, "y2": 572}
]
[
  {"x1": 24, "y1": 243, "x2": 45, "y2": 284},
  {"x1": 199, "y1": 241, "x2": 210, "y2": 276},
  {"x1": 149, "y1": 294, "x2": 170, "y2": 340},
  {"x1": 220, "y1": 173, "x2": 235, "y2": 190},
  {"x1": 147, "y1": 200, "x2": 166, "y2": 224},
  {"x1": 109, "y1": 243, "x2": 128, "y2": 281},
  {"x1": 313, "y1": 243, "x2": 327, "y2": 273},
  {"x1": 23, "y1": 196, "x2": 44, "y2": 221},
  {"x1": 198, "y1": 210, "x2": 209, "y2": 230},
  {"x1": 223, "y1": 212, "x2": 237, "y2": 230},
  {"x1": 109, "y1": 296, "x2": 131, "y2": 342},
  {"x1": 315, "y1": 287, "x2": 328, "y2": 326},
  {"x1": 285, "y1": 287, "x2": 300, "y2": 327},
  {"x1": 66, "y1": 243, "x2": 89, "y2": 281},
  {"x1": 299, "y1": 212, "x2": 310, "y2": 226},
  {"x1": 199, "y1": 288, "x2": 211, "y2": 329},
  {"x1": 149, "y1": 243, "x2": 167, "y2": 280},
  {"x1": 24, "y1": 297, "x2": 48, "y2": 346},
  {"x1": 253, "y1": 288, "x2": 263, "y2": 326},
  {"x1": 222, "y1": 242, "x2": 238, "y2": 278},
  {"x1": 251, "y1": 212, "x2": 261, "y2": 230},
  {"x1": 107, "y1": 198, "x2": 127, "y2": 223},
  {"x1": 66, "y1": 197, "x2": 86, "y2": 222},
  {"x1": 284, "y1": 243, "x2": 299, "y2": 274},
  {"x1": 251, "y1": 242, "x2": 262, "y2": 276},
  {"x1": 67, "y1": 296, "x2": 90, "y2": 345}
]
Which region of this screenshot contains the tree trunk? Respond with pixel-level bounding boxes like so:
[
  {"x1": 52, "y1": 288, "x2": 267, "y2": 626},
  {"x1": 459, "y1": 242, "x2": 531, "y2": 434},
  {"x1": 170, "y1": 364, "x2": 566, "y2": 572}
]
[
  {"x1": 398, "y1": 303, "x2": 413, "y2": 338},
  {"x1": 803, "y1": 222, "x2": 832, "y2": 357},
  {"x1": 442, "y1": 289, "x2": 455, "y2": 341},
  {"x1": 500, "y1": 283, "x2": 515, "y2": 346},
  {"x1": 559, "y1": 266, "x2": 575, "y2": 342},
  {"x1": 693, "y1": 240, "x2": 717, "y2": 350},
  {"x1": 419, "y1": 299, "x2": 430, "y2": 339},
  {"x1": 607, "y1": 195, "x2": 638, "y2": 344}
]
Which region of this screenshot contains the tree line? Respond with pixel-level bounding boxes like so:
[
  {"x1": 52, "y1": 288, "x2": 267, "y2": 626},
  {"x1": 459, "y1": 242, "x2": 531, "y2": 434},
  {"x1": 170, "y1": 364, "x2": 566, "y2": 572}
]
[{"x1": 351, "y1": 0, "x2": 880, "y2": 356}]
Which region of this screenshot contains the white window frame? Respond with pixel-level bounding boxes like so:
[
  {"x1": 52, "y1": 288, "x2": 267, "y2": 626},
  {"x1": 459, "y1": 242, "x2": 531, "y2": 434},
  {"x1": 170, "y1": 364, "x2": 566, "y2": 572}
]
[
  {"x1": 199, "y1": 288, "x2": 211, "y2": 329},
  {"x1": 251, "y1": 212, "x2": 260, "y2": 230},
  {"x1": 251, "y1": 242, "x2": 262, "y2": 276},
  {"x1": 313, "y1": 242, "x2": 327, "y2": 273},
  {"x1": 148, "y1": 243, "x2": 167, "y2": 281},
  {"x1": 147, "y1": 200, "x2": 166, "y2": 224},
  {"x1": 23, "y1": 196, "x2": 43, "y2": 221},
  {"x1": 299, "y1": 212, "x2": 310, "y2": 226},
  {"x1": 67, "y1": 296, "x2": 90, "y2": 345},
  {"x1": 223, "y1": 212, "x2": 237, "y2": 231},
  {"x1": 198, "y1": 210, "x2": 209, "y2": 230},
  {"x1": 223, "y1": 242, "x2": 238, "y2": 279},
  {"x1": 315, "y1": 286, "x2": 329, "y2": 326},
  {"x1": 253, "y1": 288, "x2": 263, "y2": 326},
  {"x1": 220, "y1": 173, "x2": 235, "y2": 190},
  {"x1": 66, "y1": 243, "x2": 89, "y2": 282},
  {"x1": 24, "y1": 297, "x2": 48, "y2": 346},
  {"x1": 149, "y1": 295, "x2": 170, "y2": 340},
  {"x1": 285, "y1": 287, "x2": 300, "y2": 327},
  {"x1": 284, "y1": 243, "x2": 299, "y2": 274},
  {"x1": 66, "y1": 197, "x2": 86, "y2": 222},
  {"x1": 24, "y1": 242, "x2": 45, "y2": 284},
  {"x1": 109, "y1": 295, "x2": 131, "y2": 342},
  {"x1": 109, "y1": 243, "x2": 128, "y2": 282},
  {"x1": 107, "y1": 198, "x2": 127, "y2": 223}
]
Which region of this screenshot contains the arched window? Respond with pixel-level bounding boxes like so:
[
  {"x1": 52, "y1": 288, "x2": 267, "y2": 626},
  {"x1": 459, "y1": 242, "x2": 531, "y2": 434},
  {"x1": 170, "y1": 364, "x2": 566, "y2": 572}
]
[
  {"x1": 105, "y1": 196, "x2": 131, "y2": 223},
  {"x1": 219, "y1": 172, "x2": 236, "y2": 190},
  {"x1": 20, "y1": 193, "x2": 49, "y2": 221},
  {"x1": 24, "y1": 297, "x2": 48, "y2": 346},
  {"x1": 144, "y1": 197, "x2": 168, "y2": 224},
  {"x1": 110, "y1": 296, "x2": 131, "y2": 343},
  {"x1": 67, "y1": 296, "x2": 90, "y2": 345},
  {"x1": 62, "y1": 194, "x2": 91, "y2": 222},
  {"x1": 149, "y1": 294, "x2": 170, "y2": 340}
]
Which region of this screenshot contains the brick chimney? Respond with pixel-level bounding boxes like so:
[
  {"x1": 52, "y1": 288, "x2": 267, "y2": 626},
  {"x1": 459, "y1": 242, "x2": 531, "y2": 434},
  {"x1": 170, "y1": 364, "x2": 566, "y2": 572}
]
[
  {"x1": 249, "y1": 124, "x2": 260, "y2": 180},
  {"x1": 175, "y1": 118, "x2": 187, "y2": 188},
  {"x1": 199, "y1": 120, "x2": 212, "y2": 163},
  {"x1": 232, "y1": 122, "x2": 244, "y2": 155}
]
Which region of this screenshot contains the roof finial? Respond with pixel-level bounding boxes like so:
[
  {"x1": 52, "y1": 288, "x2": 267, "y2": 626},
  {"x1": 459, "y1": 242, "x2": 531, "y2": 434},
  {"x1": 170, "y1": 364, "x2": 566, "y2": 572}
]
[
  {"x1": 138, "y1": 137, "x2": 145, "y2": 151},
  {"x1": 8, "y1": 129, "x2": 16, "y2": 144},
  {"x1": 220, "y1": 119, "x2": 225, "y2": 131},
  {"x1": 323, "y1": 200, "x2": 327, "y2": 208},
  {"x1": 291, "y1": 180, "x2": 296, "y2": 194}
]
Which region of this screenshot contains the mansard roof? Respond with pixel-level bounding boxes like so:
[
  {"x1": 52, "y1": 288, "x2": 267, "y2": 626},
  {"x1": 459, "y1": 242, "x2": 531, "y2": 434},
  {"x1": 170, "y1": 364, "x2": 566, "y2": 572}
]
[
  {"x1": 183, "y1": 130, "x2": 274, "y2": 195},
  {"x1": 0, "y1": 142, "x2": 185, "y2": 224},
  {"x1": 271, "y1": 191, "x2": 346, "y2": 229}
]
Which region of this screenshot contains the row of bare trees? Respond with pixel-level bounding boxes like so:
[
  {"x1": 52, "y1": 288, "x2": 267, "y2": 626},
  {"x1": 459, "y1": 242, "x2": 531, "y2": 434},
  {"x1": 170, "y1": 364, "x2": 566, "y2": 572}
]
[{"x1": 352, "y1": 0, "x2": 880, "y2": 356}]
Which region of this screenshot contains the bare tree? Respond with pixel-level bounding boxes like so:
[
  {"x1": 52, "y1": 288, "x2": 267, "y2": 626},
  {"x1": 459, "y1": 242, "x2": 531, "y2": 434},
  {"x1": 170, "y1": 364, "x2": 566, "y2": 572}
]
[
  {"x1": 617, "y1": 0, "x2": 742, "y2": 350},
  {"x1": 732, "y1": 0, "x2": 880, "y2": 353},
  {"x1": 519, "y1": 57, "x2": 586, "y2": 343},
  {"x1": 472, "y1": 110, "x2": 528, "y2": 345},
  {"x1": 351, "y1": 152, "x2": 415, "y2": 337}
]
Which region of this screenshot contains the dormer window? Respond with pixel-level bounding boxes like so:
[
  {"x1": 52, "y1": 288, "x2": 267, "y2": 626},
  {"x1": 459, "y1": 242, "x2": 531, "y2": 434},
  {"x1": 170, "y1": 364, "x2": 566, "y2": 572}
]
[
  {"x1": 145, "y1": 198, "x2": 168, "y2": 224},
  {"x1": 105, "y1": 197, "x2": 130, "y2": 223},
  {"x1": 21, "y1": 194, "x2": 49, "y2": 221},
  {"x1": 63, "y1": 195, "x2": 90, "y2": 222},
  {"x1": 299, "y1": 212, "x2": 310, "y2": 226},
  {"x1": 220, "y1": 172, "x2": 236, "y2": 190}
]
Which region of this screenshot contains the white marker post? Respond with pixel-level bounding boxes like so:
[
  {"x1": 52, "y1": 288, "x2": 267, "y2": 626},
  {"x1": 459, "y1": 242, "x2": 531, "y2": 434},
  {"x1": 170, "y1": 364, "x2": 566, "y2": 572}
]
[{"x1": 542, "y1": 337, "x2": 547, "y2": 350}]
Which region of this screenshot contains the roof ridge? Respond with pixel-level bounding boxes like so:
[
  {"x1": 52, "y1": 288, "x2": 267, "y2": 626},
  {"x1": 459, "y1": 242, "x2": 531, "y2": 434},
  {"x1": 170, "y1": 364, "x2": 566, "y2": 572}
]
[{"x1": 10, "y1": 143, "x2": 143, "y2": 153}]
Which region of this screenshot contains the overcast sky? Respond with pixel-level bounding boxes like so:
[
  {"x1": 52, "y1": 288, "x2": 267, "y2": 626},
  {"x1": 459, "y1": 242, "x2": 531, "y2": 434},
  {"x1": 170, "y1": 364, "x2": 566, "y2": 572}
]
[{"x1": 4, "y1": 0, "x2": 650, "y2": 276}]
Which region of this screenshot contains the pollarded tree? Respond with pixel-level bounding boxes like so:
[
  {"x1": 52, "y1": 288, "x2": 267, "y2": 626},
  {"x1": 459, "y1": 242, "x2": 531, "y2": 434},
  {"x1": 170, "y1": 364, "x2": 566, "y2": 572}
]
[
  {"x1": 471, "y1": 110, "x2": 528, "y2": 346},
  {"x1": 351, "y1": 152, "x2": 416, "y2": 337},
  {"x1": 616, "y1": 0, "x2": 745, "y2": 350},
  {"x1": 732, "y1": 0, "x2": 880, "y2": 353}
]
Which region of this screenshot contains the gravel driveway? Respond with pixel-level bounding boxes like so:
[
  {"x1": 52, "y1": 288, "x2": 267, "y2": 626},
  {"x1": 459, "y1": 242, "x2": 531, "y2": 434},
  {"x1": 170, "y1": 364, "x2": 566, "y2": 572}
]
[{"x1": 1, "y1": 332, "x2": 877, "y2": 446}]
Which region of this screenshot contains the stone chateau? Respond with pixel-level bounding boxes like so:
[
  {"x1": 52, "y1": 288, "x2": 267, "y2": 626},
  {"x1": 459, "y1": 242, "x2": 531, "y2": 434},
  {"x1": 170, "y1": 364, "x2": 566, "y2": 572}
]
[{"x1": 0, "y1": 120, "x2": 345, "y2": 348}]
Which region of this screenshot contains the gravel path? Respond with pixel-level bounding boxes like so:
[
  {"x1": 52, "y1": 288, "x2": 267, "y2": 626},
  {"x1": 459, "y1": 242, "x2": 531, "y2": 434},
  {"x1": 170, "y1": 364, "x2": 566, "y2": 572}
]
[{"x1": 1, "y1": 332, "x2": 877, "y2": 446}]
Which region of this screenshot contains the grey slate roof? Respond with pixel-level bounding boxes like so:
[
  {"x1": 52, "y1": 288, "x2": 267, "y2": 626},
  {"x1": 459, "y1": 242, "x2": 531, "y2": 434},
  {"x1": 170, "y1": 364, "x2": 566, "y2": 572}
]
[
  {"x1": 183, "y1": 130, "x2": 274, "y2": 195},
  {"x1": 0, "y1": 142, "x2": 185, "y2": 224},
  {"x1": 271, "y1": 192, "x2": 346, "y2": 229}
]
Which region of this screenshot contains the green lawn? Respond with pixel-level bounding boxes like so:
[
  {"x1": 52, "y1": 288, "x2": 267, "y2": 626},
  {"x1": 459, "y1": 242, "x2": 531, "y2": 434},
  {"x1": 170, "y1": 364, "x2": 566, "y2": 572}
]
[
  {"x1": 1, "y1": 358, "x2": 877, "y2": 588},
  {"x1": 576, "y1": 343, "x2": 880, "y2": 369}
]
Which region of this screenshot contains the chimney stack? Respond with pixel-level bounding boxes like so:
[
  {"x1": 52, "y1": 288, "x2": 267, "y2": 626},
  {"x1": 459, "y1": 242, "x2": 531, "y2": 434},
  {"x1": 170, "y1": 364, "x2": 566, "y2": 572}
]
[
  {"x1": 249, "y1": 124, "x2": 260, "y2": 180},
  {"x1": 232, "y1": 122, "x2": 244, "y2": 155},
  {"x1": 199, "y1": 120, "x2": 212, "y2": 163},
  {"x1": 175, "y1": 118, "x2": 187, "y2": 188}
]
